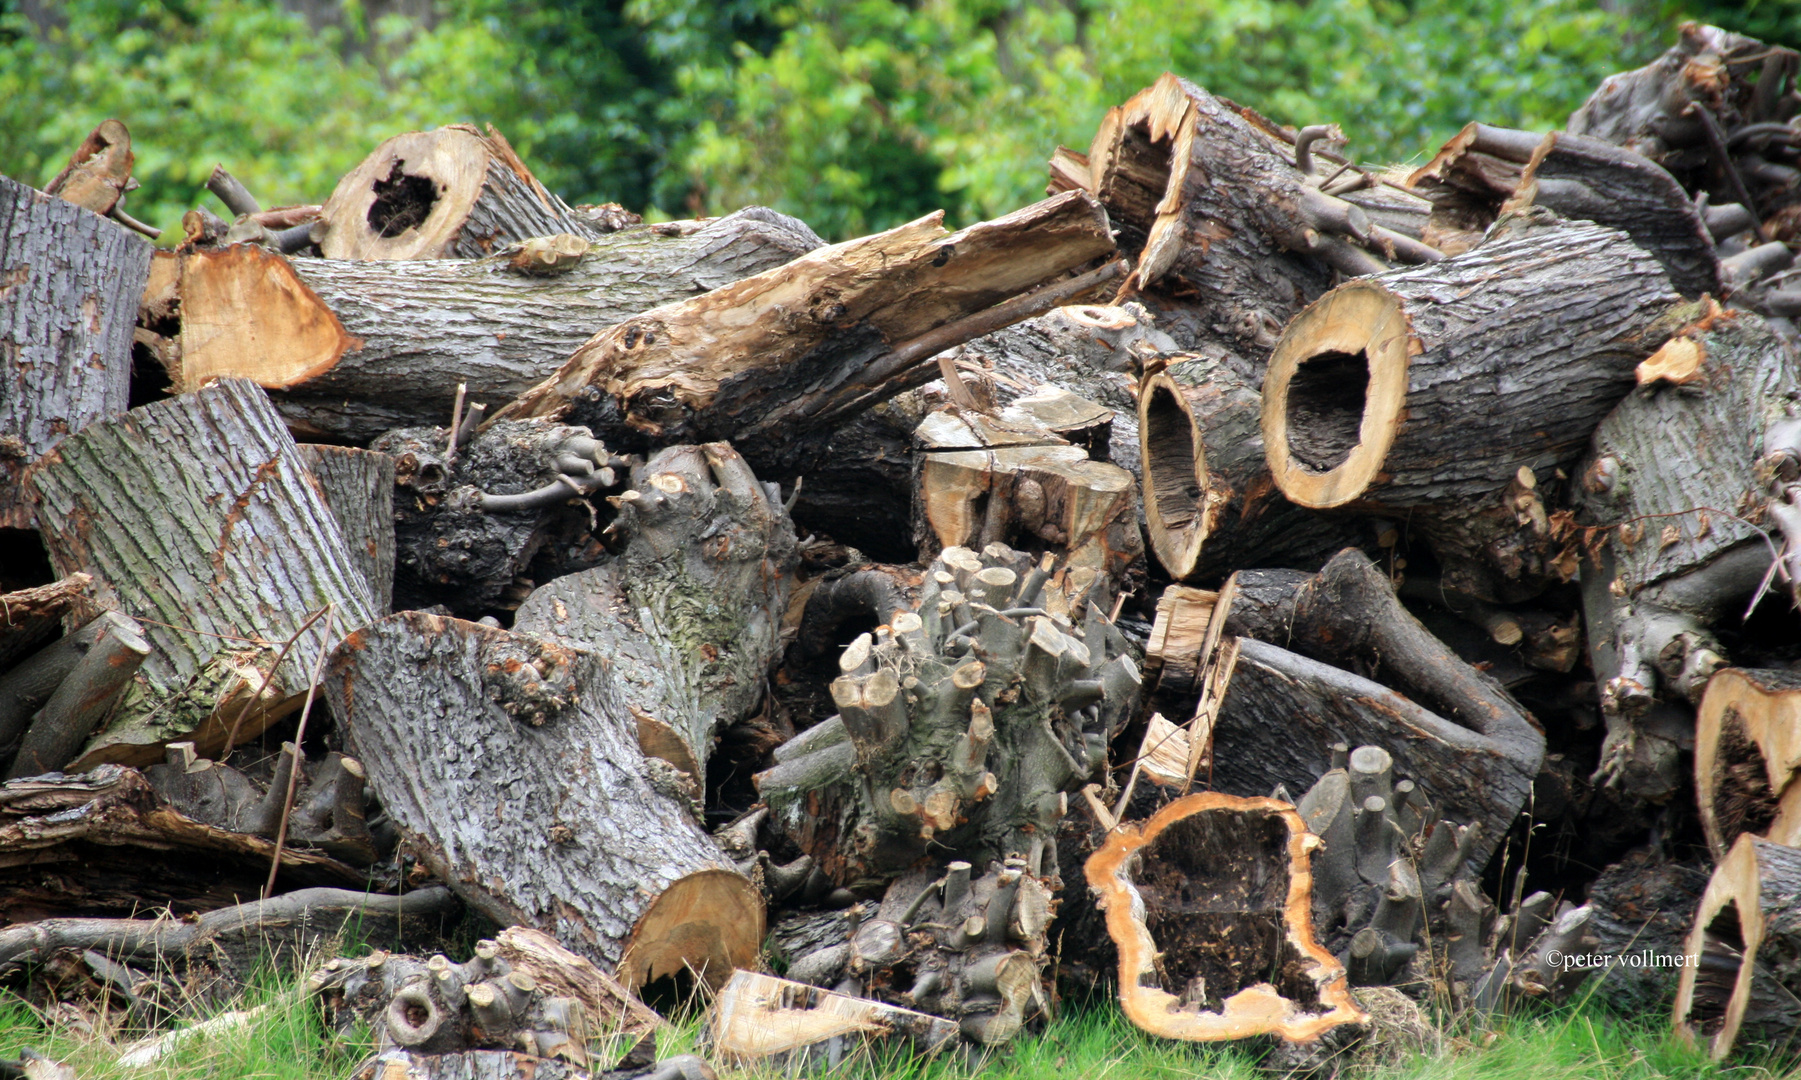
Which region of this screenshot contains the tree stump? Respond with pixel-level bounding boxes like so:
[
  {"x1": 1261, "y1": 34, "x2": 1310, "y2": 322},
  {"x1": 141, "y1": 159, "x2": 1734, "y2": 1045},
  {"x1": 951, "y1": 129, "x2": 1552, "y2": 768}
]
[
  {"x1": 326, "y1": 611, "x2": 762, "y2": 982},
  {"x1": 0, "y1": 174, "x2": 152, "y2": 528},
  {"x1": 297, "y1": 445, "x2": 396, "y2": 613},
  {"x1": 1696, "y1": 669, "x2": 1801, "y2": 859},
  {"x1": 1674, "y1": 835, "x2": 1801, "y2": 1059},
  {"x1": 1084, "y1": 792, "x2": 1365, "y2": 1043},
  {"x1": 29, "y1": 379, "x2": 375, "y2": 766},
  {"x1": 514, "y1": 443, "x2": 798, "y2": 779}
]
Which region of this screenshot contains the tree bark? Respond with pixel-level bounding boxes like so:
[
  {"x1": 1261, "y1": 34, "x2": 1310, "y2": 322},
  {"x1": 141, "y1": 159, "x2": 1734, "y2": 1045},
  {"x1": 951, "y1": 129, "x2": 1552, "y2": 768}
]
[
  {"x1": 297, "y1": 444, "x2": 396, "y2": 613},
  {"x1": 317, "y1": 124, "x2": 607, "y2": 261},
  {"x1": 1084, "y1": 792, "x2": 1365, "y2": 1043},
  {"x1": 6, "y1": 610, "x2": 149, "y2": 778},
  {"x1": 326, "y1": 611, "x2": 762, "y2": 981},
  {"x1": 490, "y1": 192, "x2": 1121, "y2": 477},
  {"x1": 1696, "y1": 668, "x2": 1801, "y2": 860},
  {"x1": 514, "y1": 443, "x2": 798, "y2": 779},
  {"x1": 29, "y1": 379, "x2": 375, "y2": 767},
  {"x1": 0, "y1": 574, "x2": 90, "y2": 674},
  {"x1": 1674, "y1": 834, "x2": 1801, "y2": 1059},
  {"x1": 170, "y1": 208, "x2": 823, "y2": 442},
  {"x1": 0, "y1": 174, "x2": 152, "y2": 528},
  {"x1": 1406, "y1": 123, "x2": 1539, "y2": 254}
]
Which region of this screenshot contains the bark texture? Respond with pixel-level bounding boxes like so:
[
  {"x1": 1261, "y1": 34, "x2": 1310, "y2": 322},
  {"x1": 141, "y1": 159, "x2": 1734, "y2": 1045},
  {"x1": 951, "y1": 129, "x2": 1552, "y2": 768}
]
[
  {"x1": 297, "y1": 444, "x2": 396, "y2": 613},
  {"x1": 0, "y1": 174, "x2": 152, "y2": 527}
]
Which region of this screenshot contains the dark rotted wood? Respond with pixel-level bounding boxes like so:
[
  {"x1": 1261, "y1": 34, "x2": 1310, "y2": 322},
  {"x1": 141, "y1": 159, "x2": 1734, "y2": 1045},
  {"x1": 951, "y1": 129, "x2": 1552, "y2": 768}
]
[
  {"x1": 326, "y1": 612, "x2": 762, "y2": 982},
  {"x1": 1696, "y1": 668, "x2": 1801, "y2": 859},
  {"x1": 514, "y1": 443, "x2": 798, "y2": 779},
  {"x1": 0, "y1": 174, "x2": 152, "y2": 528},
  {"x1": 29, "y1": 380, "x2": 375, "y2": 767},
  {"x1": 297, "y1": 445, "x2": 397, "y2": 613},
  {"x1": 173, "y1": 208, "x2": 823, "y2": 443},
  {"x1": 1675, "y1": 835, "x2": 1801, "y2": 1059},
  {"x1": 1580, "y1": 847, "x2": 1710, "y2": 1015},
  {"x1": 490, "y1": 192, "x2": 1121, "y2": 476},
  {"x1": 1405, "y1": 123, "x2": 1539, "y2": 254}
]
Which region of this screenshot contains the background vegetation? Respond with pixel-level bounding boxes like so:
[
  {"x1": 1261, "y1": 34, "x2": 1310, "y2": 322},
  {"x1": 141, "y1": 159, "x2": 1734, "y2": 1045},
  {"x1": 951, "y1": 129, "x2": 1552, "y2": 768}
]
[{"x1": 3, "y1": 0, "x2": 1796, "y2": 240}]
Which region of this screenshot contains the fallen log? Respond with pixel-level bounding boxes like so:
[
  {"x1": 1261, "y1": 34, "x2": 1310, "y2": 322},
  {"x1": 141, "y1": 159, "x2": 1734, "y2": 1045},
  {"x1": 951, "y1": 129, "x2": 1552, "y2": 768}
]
[
  {"x1": 317, "y1": 124, "x2": 608, "y2": 260},
  {"x1": 1262, "y1": 214, "x2": 1680, "y2": 600},
  {"x1": 0, "y1": 173, "x2": 153, "y2": 527},
  {"x1": 5, "y1": 610, "x2": 149, "y2": 778},
  {"x1": 514, "y1": 443, "x2": 798, "y2": 778},
  {"x1": 490, "y1": 191, "x2": 1122, "y2": 476},
  {"x1": 326, "y1": 612, "x2": 762, "y2": 982},
  {"x1": 1674, "y1": 834, "x2": 1801, "y2": 1059},
  {"x1": 1696, "y1": 669, "x2": 1801, "y2": 859},
  {"x1": 297, "y1": 444, "x2": 396, "y2": 613},
  {"x1": 29, "y1": 379, "x2": 376, "y2": 766},
  {"x1": 1084, "y1": 792, "x2": 1365, "y2": 1042},
  {"x1": 169, "y1": 208, "x2": 823, "y2": 443},
  {"x1": 706, "y1": 971, "x2": 959, "y2": 1070}
]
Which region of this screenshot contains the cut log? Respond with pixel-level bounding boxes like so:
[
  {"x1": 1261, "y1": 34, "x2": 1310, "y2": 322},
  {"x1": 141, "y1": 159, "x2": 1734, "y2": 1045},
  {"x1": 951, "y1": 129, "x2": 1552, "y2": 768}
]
[
  {"x1": 0, "y1": 174, "x2": 153, "y2": 528},
  {"x1": 1262, "y1": 215, "x2": 1680, "y2": 600},
  {"x1": 0, "y1": 600, "x2": 113, "y2": 755},
  {"x1": 170, "y1": 208, "x2": 823, "y2": 442},
  {"x1": 317, "y1": 124, "x2": 605, "y2": 260},
  {"x1": 490, "y1": 191, "x2": 1122, "y2": 476},
  {"x1": 143, "y1": 741, "x2": 377, "y2": 865},
  {"x1": 326, "y1": 611, "x2": 761, "y2": 981},
  {"x1": 29, "y1": 379, "x2": 375, "y2": 766},
  {"x1": 706, "y1": 971, "x2": 959, "y2": 1070},
  {"x1": 1696, "y1": 669, "x2": 1801, "y2": 859},
  {"x1": 296, "y1": 444, "x2": 396, "y2": 613},
  {"x1": 1138, "y1": 359, "x2": 1361, "y2": 583},
  {"x1": 43, "y1": 120, "x2": 135, "y2": 218},
  {"x1": 757, "y1": 544, "x2": 1139, "y2": 887},
  {"x1": 1085, "y1": 792, "x2": 1365, "y2": 1042},
  {"x1": 0, "y1": 574, "x2": 90, "y2": 674},
  {"x1": 6, "y1": 610, "x2": 149, "y2": 778},
  {"x1": 1405, "y1": 123, "x2": 1540, "y2": 254},
  {"x1": 514, "y1": 443, "x2": 798, "y2": 778},
  {"x1": 1674, "y1": 835, "x2": 1801, "y2": 1059}
]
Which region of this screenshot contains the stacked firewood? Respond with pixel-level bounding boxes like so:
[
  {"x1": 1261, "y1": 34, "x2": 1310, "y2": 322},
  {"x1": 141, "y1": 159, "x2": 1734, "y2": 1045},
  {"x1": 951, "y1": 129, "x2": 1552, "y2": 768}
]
[{"x1": 5, "y1": 20, "x2": 1801, "y2": 1075}]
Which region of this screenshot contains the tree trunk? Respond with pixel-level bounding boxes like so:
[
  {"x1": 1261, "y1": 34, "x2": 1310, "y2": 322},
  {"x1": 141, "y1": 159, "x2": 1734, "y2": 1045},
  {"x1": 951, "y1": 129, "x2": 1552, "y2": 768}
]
[
  {"x1": 1262, "y1": 216, "x2": 1680, "y2": 600},
  {"x1": 296, "y1": 445, "x2": 395, "y2": 614},
  {"x1": 29, "y1": 379, "x2": 375, "y2": 767},
  {"x1": 1674, "y1": 834, "x2": 1801, "y2": 1059},
  {"x1": 1084, "y1": 792, "x2": 1365, "y2": 1043},
  {"x1": 1138, "y1": 359, "x2": 1361, "y2": 583},
  {"x1": 513, "y1": 443, "x2": 798, "y2": 779},
  {"x1": 705, "y1": 971, "x2": 960, "y2": 1070},
  {"x1": 317, "y1": 124, "x2": 607, "y2": 261},
  {"x1": 326, "y1": 611, "x2": 762, "y2": 982},
  {"x1": 1696, "y1": 668, "x2": 1801, "y2": 860},
  {"x1": 0, "y1": 174, "x2": 152, "y2": 527},
  {"x1": 490, "y1": 192, "x2": 1122, "y2": 476},
  {"x1": 1581, "y1": 847, "x2": 1710, "y2": 1015},
  {"x1": 170, "y1": 208, "x2": 823, "y2": 443}
]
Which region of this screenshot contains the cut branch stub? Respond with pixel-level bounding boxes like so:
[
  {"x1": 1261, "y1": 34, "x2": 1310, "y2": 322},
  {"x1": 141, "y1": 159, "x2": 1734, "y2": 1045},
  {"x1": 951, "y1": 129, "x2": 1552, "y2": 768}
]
[
  {"x1": 1673, "y1": 834, "x2": 1801, "y2": 1060},
  {"x1": 1696, "y1": 668, "x2": 1801, "y2": 859},
  {"x1": 757, "y1": 543, "x2": 1139, "y2": 887},
  {"x1": 706, "y1": 971, "x2": 959, "y2": 1070},
  {"x1": 1085, "y1": 792, "x2": 1365, "y2": 1043}
]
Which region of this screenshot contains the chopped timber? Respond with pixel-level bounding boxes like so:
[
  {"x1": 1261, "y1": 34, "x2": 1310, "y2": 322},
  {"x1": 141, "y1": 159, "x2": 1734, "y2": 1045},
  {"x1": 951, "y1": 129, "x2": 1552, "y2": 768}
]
[
  {"x1": 1405, "y1": 123, "x2": 1539, "y2": 254},
  {"x1": 0, "y1": 174, "x2": 153, "y2": 527},
  {"x1": 1696, "y1": 669, "x2": 1801, "y2": 859},
  {"x1": 29, "y1": 380, "x2": 375, "y2": 766},
  {"x1": 42, "y1": 120, "x2": 136, "y2": 218},
  {"x1": 490, "y1": 191, "x2": 1122, "y2": 475},
  {"x1": 0, "y1": 581, "x2": 102, "y2": 745},
  {"x1": 1673, "y1": 835, "x2": 1801, "y2": 1059},
  {"x1": 1085, "y1": 792, "x2": 1366, "y2": 1042},
  {"x1": 326, "y1": 611, "x2": 762, "y2": 980},
  {"x1": 514, "y1": 443, "x2": 798, "y2": 778},
  {"x1": 170, "y1": 208, "x2": 823, "y2": 442},
  {"x1": 317, "y1": 124, "x2": 605, "y2": 260},
  {"x1": 297, "y1": 444, "x2": 397, "y2": 613},
  {"x1": 6, "y1": 610, "x2": 149, "y2": 778},
  {"x1": 706, "y1": 971, "x2": 960, "y2": 1070}
]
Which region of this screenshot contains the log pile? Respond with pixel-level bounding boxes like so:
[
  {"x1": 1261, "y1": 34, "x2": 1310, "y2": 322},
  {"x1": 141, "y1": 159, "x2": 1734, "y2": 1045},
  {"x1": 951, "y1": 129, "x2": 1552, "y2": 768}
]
[{"x1": 9, "y1": 19, "x2": 1801, "y2": 1073}]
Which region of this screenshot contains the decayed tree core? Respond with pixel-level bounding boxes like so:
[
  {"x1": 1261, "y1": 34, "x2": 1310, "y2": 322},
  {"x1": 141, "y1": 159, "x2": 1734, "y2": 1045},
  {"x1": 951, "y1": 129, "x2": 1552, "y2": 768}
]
[
  {"x1": 1696, "y1": 668, "x2": 1801, "y2": 858},
  {"x1": 1137, "y1": 376, "x2": 1207, "y2": 579},
  {"x1": 1673, "y1": 834, "x2": 1801, "y2": 1059},
  {"x1": 1085, "y1": 792, "x2": 1365, "y2": 1043}
]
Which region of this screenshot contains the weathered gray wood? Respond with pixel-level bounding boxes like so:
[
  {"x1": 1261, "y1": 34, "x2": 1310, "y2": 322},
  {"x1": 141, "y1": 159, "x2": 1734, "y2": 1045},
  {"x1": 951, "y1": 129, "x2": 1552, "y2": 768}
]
[
  {"x1": 29, "y1": 380, "x2": 375, "y2": 768},
  {"x1": 7, "y1": 610, "x2": 148, "y2": 778},
  {"x1": 297, "y1": 445, "x2": 397, "y2": 613},
  {"x1": 0, "y1": 604, "x2": 110, "y2": 757},
  {"x1": 0, "y1": 174, "x2": 152, "y2": 527},
  {"x1": 514, "y1": 443, "x2": 798, "y2": 779},
  {"x1": 327, "y1": 612, "x2": 761, "y2": 978}
]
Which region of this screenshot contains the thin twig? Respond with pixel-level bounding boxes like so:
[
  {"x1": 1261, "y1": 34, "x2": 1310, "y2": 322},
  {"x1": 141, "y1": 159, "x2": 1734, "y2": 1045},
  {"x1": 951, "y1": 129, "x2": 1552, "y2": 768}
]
[
  {"x1": 221, "y1": 606, "x2": 330, "y2": 758},
  {"x1": 264, "y1": 605, "x2": 335, "y2": 899},
  {"x1": 444, "y1": 382, "x2": 468, "y2": 469}
]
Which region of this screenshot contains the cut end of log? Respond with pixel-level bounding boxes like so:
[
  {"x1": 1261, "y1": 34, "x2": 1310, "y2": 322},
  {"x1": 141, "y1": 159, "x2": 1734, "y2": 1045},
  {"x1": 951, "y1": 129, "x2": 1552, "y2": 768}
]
[
  {"x1": 319, "y1": 126, "x2": 496, "y2": 260},
  {"x1": 618, "y1": 868, "x2": 765, "y2": 993},
  {"x1": 1673, "y1": 834, "x2": 1801, "y2": 1060},
  {"x1": 1636, "y1": 335, "x2": 1706, "y2": 387},
  {"x1": 177, "y1": 246, "x2": 360, "y2": 392},
  {"x1": 1695, "y1": 668, "x2": 1801, "y2": 857},
  {"x1": 1085, "y1": 792, "x2": 1366, "y2": 1043},
  {"x1": 1138, "y1": 373, "x2": 1211, "y2": 580},
  {"x1": 1087, "y1": 74, "x2": 1195, "y2": 284},
  {"x1": 1262, "y1": 280, "x2": 1414, "y2": 509}
]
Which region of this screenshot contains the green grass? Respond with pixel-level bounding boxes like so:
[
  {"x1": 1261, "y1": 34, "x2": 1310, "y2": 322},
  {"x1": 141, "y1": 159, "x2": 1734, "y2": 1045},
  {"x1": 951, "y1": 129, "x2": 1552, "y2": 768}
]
[{"x1": 0, "y1": 973, "x2": 1785, "y2": 1080}]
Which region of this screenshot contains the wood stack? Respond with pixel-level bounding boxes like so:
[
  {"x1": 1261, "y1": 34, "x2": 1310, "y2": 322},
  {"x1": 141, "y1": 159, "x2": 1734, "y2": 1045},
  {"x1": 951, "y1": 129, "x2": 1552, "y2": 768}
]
[{"x1": 7, "y1": 18, "x2": 1801, "y2": 1073}]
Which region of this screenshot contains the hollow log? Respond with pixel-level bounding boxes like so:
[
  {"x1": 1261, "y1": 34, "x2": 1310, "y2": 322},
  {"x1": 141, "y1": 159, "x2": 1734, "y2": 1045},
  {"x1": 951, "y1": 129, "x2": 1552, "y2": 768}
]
[
  {"x1": 706, "y1": 971, "x2": 960, "y2": 1070},
  {"x1": 490, "y1": 191, "x2": 1122, "y2": 476},
  {"x1": 317, "y1": 124, "x2": 606, "y2": 260},
  {"x1": 514, "y1": 443, "x2": 797, "y2": 779},
  {"x1": 1696, "y1": 669, "x2": 1801, "y2": 860},
  {"x1": 326, "y1": 611, "x2": 762, "y2": 982},
  {"x1": 297, "y1": 444, "x2": 396, "y2": 613},
  {"x1": 0, "y1": 174, "x2": 152, "y2": 528},
  {"x1": 1085, "y1": 792, "x2": 1366, "y2": 1042},
  {"x1": 1405, "y1": 124, "x2": 1540, "y2": 254},
  {"x1": 756, "y1": 544, "x2": 1139, "y2": 888},
  {"x1": 1138, "y1": 358, "x2": 1360, "y2": 583},
  {"x1": 1674, "y1": 835, "x2": 1801, "y2": 1059},
  {"x1": 170, "y1": 208, "x2": 823, "y2": 442},
  {"x1": 1262, "y1": 214, "x2": 1680, "y2": 600},
  {"x1": 29, "y1": 379, "x2": 375, "y2": 766}
]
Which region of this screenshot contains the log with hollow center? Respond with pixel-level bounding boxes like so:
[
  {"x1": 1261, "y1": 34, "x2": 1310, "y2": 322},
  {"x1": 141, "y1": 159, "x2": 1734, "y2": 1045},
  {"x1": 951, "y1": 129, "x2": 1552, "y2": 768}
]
[
  {"x1": 1696, "y1": 668, "x2": 1801, "y2": 859},
  {"x1": 1673, "y1": 834, "x2": 1801, "y2": 1059}
]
